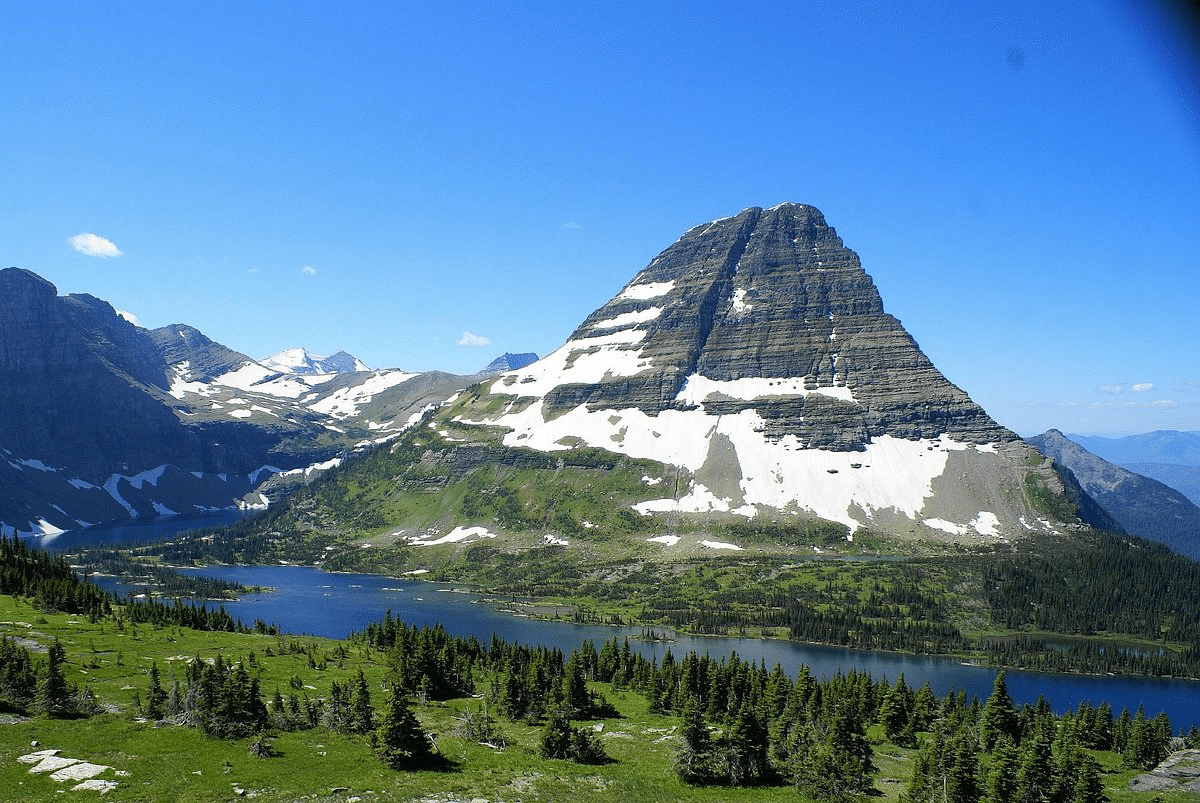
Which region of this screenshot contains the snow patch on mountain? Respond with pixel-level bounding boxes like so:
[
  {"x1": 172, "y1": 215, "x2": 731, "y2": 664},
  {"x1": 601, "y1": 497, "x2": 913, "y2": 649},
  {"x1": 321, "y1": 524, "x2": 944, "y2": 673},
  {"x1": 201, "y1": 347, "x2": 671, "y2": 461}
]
[
  {"x1": 409, "y1": 525, "x2": 497, "y2": 546},
  {"x1": 700, "y1": 540, "x2": 744, "y2": 551},
  {"x1": 307, "y1": 369, "x2": 419, "y2": 418},
  {"x1": 491, "y1": 330, "x2": 652, "y2": 398},
  {"x1": 16, "y1": 457, "x2": 56, "y2": 472},
  {"x1": 125, "y1": 465, "x2": 167, "y2": 489},
  {"x1": 591, "y1": 307, "x2": 663, "y2": 331},
  {"x1": 921, "y1": 512, "x2": 1002, "y2": 538},
  {"x1": 279, "y1": 457, "x2": 343, "y2": 479},
  {"x1": 676, "y1": 374, "x2": 855, "y2": 406},
  {"x1": 618, "y1": 280, "x2": 674, "y2": 301}
]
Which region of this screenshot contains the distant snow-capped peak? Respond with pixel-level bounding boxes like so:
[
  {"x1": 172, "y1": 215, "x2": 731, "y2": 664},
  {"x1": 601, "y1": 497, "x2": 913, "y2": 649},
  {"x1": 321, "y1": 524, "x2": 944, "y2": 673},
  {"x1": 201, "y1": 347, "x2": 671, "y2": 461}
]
[{"x1": 262, "y1": 348, "x2": 369, "y2": 375}]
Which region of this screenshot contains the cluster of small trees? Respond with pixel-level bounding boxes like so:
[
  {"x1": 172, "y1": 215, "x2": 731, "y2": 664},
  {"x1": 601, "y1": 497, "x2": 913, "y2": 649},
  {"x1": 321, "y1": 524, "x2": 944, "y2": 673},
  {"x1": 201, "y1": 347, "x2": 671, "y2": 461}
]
[
  {"x1": 901, "y1": 672, "x2": 1111, "y2": 803},
  {"x1": 176, "y1": 654, "x2": 269, "y2": 738},
  {"x1": 361, "y1": 614, "x2": 479, "y2": 700},
  {"x1": 1, "y1": 636, "x2": 98, "y2": 718},
  {"x1": 0, "y1": 534, "x2": 109, "y2": 617}
]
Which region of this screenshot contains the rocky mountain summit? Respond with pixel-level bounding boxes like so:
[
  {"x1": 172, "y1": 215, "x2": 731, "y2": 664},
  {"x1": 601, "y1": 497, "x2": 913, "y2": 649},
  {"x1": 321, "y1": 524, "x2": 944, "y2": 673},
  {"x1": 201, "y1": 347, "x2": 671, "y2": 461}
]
[
  {"x1": 477, "y1": 352, "x2": 539, "y2": 376},
  {"x1": 540, "y1": 204, "x2": 1011, "y2": 447},
  {"x1": 452, "y1": 204, "x2": 1072, "y2": 540},
  {"x1": 261, "y1": 347, "x2": 369, "y2": 375}
]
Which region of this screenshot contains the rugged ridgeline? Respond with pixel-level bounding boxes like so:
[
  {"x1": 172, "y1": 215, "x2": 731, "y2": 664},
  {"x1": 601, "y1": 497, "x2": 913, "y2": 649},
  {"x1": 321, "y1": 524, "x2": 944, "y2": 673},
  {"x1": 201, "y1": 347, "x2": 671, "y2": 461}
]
[
  {"x1": 0, "y1": 268, "x2": 478, "y2": 536},
  {"x1": 453, "y1": 204, "x2": 1074, "y2": 540},
  {"x1": 1028, "y1": 429, "x2": 1200, "y2": 559}
]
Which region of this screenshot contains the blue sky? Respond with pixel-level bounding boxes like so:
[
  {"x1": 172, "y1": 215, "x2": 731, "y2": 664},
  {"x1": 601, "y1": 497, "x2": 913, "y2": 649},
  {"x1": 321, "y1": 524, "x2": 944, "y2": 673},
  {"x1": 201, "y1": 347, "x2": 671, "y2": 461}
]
[{"x1": 2, "y1": 1, "x2": 1197, "y2": 437}]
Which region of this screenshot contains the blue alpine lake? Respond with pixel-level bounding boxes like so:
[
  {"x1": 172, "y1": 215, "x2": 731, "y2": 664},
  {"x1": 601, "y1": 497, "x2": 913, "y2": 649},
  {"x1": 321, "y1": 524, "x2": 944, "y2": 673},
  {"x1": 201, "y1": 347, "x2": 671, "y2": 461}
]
[{"x1": 44, "y1": 515, "x2": 1200, "y2": 730}]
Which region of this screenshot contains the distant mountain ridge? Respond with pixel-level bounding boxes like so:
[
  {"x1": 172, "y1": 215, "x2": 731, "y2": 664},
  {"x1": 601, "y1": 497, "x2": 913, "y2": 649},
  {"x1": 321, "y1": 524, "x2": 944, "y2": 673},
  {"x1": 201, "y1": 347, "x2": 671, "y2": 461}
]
[
  {"x1": 1068, "y1": 431, "x2": 1200, "y2": 506},
  {"x1": 1068, "y1": 431, "x2": 1200, "y2": 466},
  {"x1": 1027, "y1": 429, "x2": 1200, "y2": 559},
  {"x1": 0, "y1": 267, "x2": 491, "y2": 536},
  {"x1": 478, "y1": 352, "x2": 539, "y2": 376}
]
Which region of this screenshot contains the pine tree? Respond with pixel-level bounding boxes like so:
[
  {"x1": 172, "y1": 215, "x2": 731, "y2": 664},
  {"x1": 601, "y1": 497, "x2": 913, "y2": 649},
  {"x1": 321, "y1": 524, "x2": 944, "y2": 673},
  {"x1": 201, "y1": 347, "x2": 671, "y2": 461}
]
[
  {"x1": 1015, "y1": 730, "x2": 1054, "y2": 803},
  {"x1": 674, "y1": 697, "x2": 715, "y2": 784},
  {"x1": 166, "y1": 680, "x2": 182, "y2": 717},
  {"x1": 1072, "y1": 753, "x2": 1108, "y2": 803},
  {"x1": 375, "y1": 688, "x2": 433, "y2": 770},
  {"x1": 723, "y1": 699, "x2": 768, "y2": 786},
  {"x1": 349, "y1": 669, "x2": 374, "y2": 734},
  {"x1": 540, "y1": 711, "x2": 574, "y2": 760},
  {"x1": 795, "y1": 705, "x2": 875, "y2": 803},
  {"x1": 0, "y1": 637, "x2": 37, "y2": 711},
  {"x1": 1124, "y1": 706, "x2": 1148, "y2": 769},
  {"x1": 946, "y1": 732, "x2": 981, "y2": 803},
  {"x1": 562, "y1": 650, "x2": 590, "y2": 717},
  {"x1": 985, "y1": 736, "x2": 1020, "y2": 803},
  {"x1": 146, "y1": 661, "x2": 167, "y2": 720},
  {"x1": 911, "y1": 681, "x2": 938, "y2": 734},
  {"x1": 899, "y1": 733, "x2": 942, "y2": 803},
  {"x1": 981, "y1": 671, "x2": 1019, "y2": 750},
  {"x1": 879, "y1": 674, "x2": 914, "y2": 746},
  {"x1": 35, "y1": 639, "x2": 72, "y2": 717},
  {"x1": 568, "y1": 723, "x2": 609, "y2": 764},
  {"x1": 1113, "y1": 707, "x2": 1132, "y2": 754}
]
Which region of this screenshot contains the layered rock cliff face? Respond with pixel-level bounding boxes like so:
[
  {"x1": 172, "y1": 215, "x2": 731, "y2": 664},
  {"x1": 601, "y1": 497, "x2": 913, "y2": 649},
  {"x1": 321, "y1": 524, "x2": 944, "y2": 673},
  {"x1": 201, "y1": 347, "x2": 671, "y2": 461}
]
[
  {"x1": 458, "y1": 204, "x2": 1068, "y2": 538},
  {"x1": 544, "y1": 204, "x2": 1010, "y2": 448},
  {"x1": 0, "y1": 268, "x2": 190, "y2": 480}
]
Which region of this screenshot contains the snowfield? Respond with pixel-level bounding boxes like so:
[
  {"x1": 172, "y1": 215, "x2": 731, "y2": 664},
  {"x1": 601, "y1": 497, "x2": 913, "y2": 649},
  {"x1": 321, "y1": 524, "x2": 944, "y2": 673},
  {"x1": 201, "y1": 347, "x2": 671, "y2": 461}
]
[
  {"x1": 409, "y1": 525, "x2": 498, "y2": 546},
  {"x1": 307, "y1": 369, "x2": 419, "y2": 417},
  {"x1": 478, "y1": 388, "x2": 1007, "y2": 531}
]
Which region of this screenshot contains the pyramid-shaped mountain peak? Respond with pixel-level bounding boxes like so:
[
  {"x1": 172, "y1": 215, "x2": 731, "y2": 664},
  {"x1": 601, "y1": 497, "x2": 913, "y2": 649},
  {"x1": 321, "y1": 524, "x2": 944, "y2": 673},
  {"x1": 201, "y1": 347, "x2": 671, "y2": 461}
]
[
  {"x1": 456, "y1": 204, "x2": 1057, "y2": 537},
  {"x1": 499, "y1": 203, "x2": 1011, "y2": 449}
]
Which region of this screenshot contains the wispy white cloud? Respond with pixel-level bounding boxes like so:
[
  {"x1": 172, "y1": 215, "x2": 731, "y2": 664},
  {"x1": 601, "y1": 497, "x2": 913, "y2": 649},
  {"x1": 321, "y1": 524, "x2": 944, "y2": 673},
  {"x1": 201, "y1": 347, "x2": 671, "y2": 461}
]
[
  {"x1": 68, "y1": 232, "x2": 122, "y2": 258},
  {"x1": 301, "y1": 265, "x2": 317, "y2": 275},
  {"x1": 1131, "y1": 383, "x2": 1155, "y2": 393},
  {"x1": 116, "y1": 309, "x2": 139, "y2": 326},
  {"x1": 1086, "y1": 399, "x2": 1176, "y2": 411},
  {"x1": 1099, "y1": 384, "x2": 1124, "y2": 395},
  {"x1": 561, "y1": 222, "x2": 582, "y2": 231},
  {"x1": 458, "y1": 331, "x2": 491, "y2": 347}
]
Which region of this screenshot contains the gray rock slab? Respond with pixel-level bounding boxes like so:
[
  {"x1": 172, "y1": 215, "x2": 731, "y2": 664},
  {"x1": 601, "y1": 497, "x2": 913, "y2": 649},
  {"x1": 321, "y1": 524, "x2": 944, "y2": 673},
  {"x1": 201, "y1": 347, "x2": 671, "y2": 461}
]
[
  {"x1": 27, "y1": 755, "x2": 81, "y2": 774},
  {"x1": 51, "y1": 762, "x2": 111, "y2": 782}
]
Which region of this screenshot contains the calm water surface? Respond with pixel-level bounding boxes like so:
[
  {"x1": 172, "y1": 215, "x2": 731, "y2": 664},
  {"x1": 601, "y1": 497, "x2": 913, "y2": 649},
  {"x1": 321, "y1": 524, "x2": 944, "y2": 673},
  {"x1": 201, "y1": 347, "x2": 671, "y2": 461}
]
[{"x1": 52, "y1": 516, "x2": 1200, "y2": 730}]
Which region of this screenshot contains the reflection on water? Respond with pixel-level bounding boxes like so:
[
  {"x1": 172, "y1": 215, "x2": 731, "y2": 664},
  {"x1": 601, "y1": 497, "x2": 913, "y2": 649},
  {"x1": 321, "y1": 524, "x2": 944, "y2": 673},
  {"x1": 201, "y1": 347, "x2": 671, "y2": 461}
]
[{"x1": 35, "y1": 510, "x2": 260, "y2": 552}]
